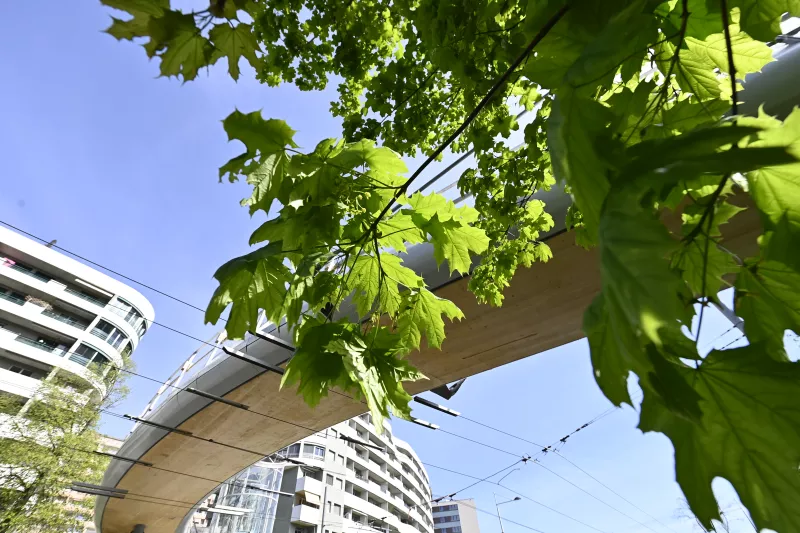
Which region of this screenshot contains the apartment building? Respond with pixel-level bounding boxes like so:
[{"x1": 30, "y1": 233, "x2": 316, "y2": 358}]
[
  {"x1": 432, "y1": 499, "x2": 480, "y2": 533},
  {"x1": 189, "y1": 413, "x2": 434, "y2": 533},
  {"x1": 0, "y1": 225, "x2": 154, "y2": 411}
]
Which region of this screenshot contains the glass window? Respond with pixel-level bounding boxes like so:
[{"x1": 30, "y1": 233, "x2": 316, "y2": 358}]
[
  {"x1": 91, "y1": 319, "x2": 130, "y2": 351},
  {"x1": 331, "y1": 428, "x2": 338, "y2": 437},
  {"x1": 109, "y1": 298, "x2": 147, "y2": 338},
  {"x1": 338, "y1": 454, "x2": 345, "y2": 466},
  {"x1": 304, "y1": 443, "x2": 325, "y2": 459},
  {"x1": 9, "y1": 366, "x2": 33, "y2": 377},
  {"x1": 326, "y1": 474, "x2": 334, "y2": 486},
  {"x1": 334, "y1": 504, "x2": 342, "y2": 516},
  {"x1": 336, "y1": 478, "x2": 343, "y2": 490},
  {"x1": 69, "y1": 344, "x2": 110, "y2": 368},
  {"x1": 327, "y1": 502, "x2": 332, "y2": 513},
  {"x1": 286, "y1": 443, "x2": 301, "y2": 458}
]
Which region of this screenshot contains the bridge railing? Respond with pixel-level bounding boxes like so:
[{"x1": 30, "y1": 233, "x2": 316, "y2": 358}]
[{"x1": 129, "y1": 311, "x2": 276, "y2": 434}]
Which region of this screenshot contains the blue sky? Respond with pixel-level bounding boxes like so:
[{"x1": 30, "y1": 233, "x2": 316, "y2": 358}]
[{"x1": 0, "y1": 3, "x2": 789, "y2": 533}]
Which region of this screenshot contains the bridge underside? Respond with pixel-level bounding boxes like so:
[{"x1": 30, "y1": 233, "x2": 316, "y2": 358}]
[{"x1": 100, "y1": 198, "x2": 761, "y2": 533}]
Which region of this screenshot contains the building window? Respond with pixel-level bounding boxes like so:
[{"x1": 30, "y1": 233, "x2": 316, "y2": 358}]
[
  {"x1": 338, "y1": 454, "x2": 345, "y2": 466},
  {"x1": 334, "y1": 504, "x2": 342, "y2": 516},
  {"x1": 69, "y1": 344, "x2": 111, "y2": 368},
  {"x1": 8, "y1": 366, "x2": 33, "y2": 377},
  {"x1": 285, "y1": 443, "x2": 301, "y2": 458},
  {"x1": 327, "y1": 502, "x2": 332, "y2": 513},
  {"x1": 304, "y1": 443, "x2": 325, "y2": 459},
  {"x1": 336, "y1": 478, "x2": 343, "y2": 490},
  {"x1": 330, "y1": 428, "x2": 338, "y2": 437},
  {"x1": 326, "y1": 474, "x2": 334, "y2": 486},
  {"x1": 109, "y1": 298, "x2": 147, "y2": 338},
  {"x1": 91, "y1": 319, "x2": 131, "y2": 351}
]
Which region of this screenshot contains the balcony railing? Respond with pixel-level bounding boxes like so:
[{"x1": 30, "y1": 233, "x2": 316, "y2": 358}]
[
  {"x1": 42, "y1": 309, "x2": 88, "y2": 330},
  {"x1": 16, "y1": 335, "x2": 62, "y2": 354},
  {"x1": 0, "y1": 292, "x2": 24, "y2": 305},
  {"x1": 7, "y1": 263, "x2": 51, "y2": 283},
  {"x1": 64, "y1": 287, "x2": 107, "y2": 307}
]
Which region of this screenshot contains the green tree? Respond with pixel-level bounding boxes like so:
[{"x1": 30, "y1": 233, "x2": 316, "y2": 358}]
[
  {"x1": 102, "y1": 0, "x2": 800, "y2": 531},
  {"x1": 0, "y1": 360, "x2": 131, "y2": 532}
]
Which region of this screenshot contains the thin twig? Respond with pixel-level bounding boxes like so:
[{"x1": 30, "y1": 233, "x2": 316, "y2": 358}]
[{"x1": 693, "y1": 0, "x2": 739, "y2": 342}]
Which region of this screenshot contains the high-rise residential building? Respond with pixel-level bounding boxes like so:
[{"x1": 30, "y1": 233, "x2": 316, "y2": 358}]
[
  {"x1": 187, "y1": 413, "x2": 434, "y2": 533},
  {"x1": 0, "y1": 225, "x2": 154, "y2": 413},
  {"x1": 432, "y1": 499, "x2": 480, "y2": 533}
]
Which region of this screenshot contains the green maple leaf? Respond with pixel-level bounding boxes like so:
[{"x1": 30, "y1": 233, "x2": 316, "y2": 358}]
[
  {"x1": 548, "y1": 89, "x2": 614, "y2": 240},
  {"x1": 330, "y1": 327, "x2": 426, "y2": 428},
  {"x1": 584, "y1": 294, "x2": 637, "y2": 406},
  {"x1": 405, "y1": 192, "x2": 478, "y2": 223},
  {"x1": 733, "y1": 0, "x2": 800, "y2": 42},
  {"x1": 205, "y1": 241, "x2": 291, "y2": 338},
  {"x1": 672, "y1": 237, "x2": 738, "y2": 297},
  {"x1": 740, "y1": 108, "x2": 800, "y2": 233},
  {"x1": 105, "y1": 14, "x2": 151, "y2": 40},
  {"x1": 147, "y1": 11, "x2": 215, "y2": 81},
  {"x1": 210, "y1": 23, "x2": 260, "y2": 81},
  {"x1": 655, "y1": 40, "x2": 722, "y2": 100},
  {"x1": 735, "y1": 216, "x2": 800, "y2": 354},
  {"x1": 281, "y1": 321, "x2": 355, "y2": 407},
  {"x1": 426, "y1": 214, "x2": 489, "y2": 275},
  {"x1": 398, "y1": 288, "x2": 463, "y2": 350},
  {"x1": 332, "y1": 139, "x2": 409, "y2": 176},
  {"x1": 672, "y1": 201, "x2": 744, "y2": 297},
  {"x1": 102, "y1": 0, "x2": 166, "y2": 16},
  {"x1": 222, "y1": 110, "x2": 299, "y2": 156},
  {"x1": 240, "y1": 151, "x2": 290, "y2": 215},
  {"x1": 639, "y1": 345, "x2": 800, "y2": 533},
  {"x1": 377, "y1": 212, "x2": 425, "y2": 253},
  {"x1": 658, "y1": 98, "x2": 731, "y2": 133},
  {"x1": 347, "y1": 254, "x2": 421, "y2": 317},
  {"x1": 379, "y1": 254, "x2": 424, "y2": 315},
  {"x1": 347, "y1": 254, "x2": 383, "y2": 317},
  {"x1": 565, "y1": 1, "x2": 658, "y2": 95},
  {"x1": 598, "y1": 194, "x2": 688, "y2": 344}
]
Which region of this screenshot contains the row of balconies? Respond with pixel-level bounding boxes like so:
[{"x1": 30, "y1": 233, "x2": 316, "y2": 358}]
[
  {"x1": 352, "y1": 416, "x2": 431, "y2": 494},
  {"x1": 340, "y1": 427, "x2": 432, "y2": 517},
  {"x1": 292, "y1": 461, "x2": 432, "y2": 533},
  {"x1": 0, "y1": 259, "x2": 146, "y2": 345}
]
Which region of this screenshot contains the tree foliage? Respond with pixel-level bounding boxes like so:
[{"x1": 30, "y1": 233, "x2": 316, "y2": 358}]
[
  {"x1": 102, "y1": 0, "x2": 800, "y2": 530},
  {"x1": 0, "y1": 362, "x2": 131, "y2": 532}
]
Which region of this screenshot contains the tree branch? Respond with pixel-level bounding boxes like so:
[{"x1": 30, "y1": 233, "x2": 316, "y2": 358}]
[{"x1": 360, "y1": 3, "x2": 570, "y2": 244}]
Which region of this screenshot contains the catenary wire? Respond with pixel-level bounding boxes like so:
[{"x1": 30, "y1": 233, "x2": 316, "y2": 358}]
[
  {"x1": 552, "y1": 452, "x2": 680, "y2": 533},
  {"x1": 0, "y1": 219, "x2": 211, "y2": 315},
  {"x1": 458, "y1": 414, "x2": 545, "y2": 449},
  {"x1": 531, "y1": 460, "x2": 663, "y2": 533},
  {"x1": 424, "y1": 461, "x2": 609, "y2": 533},
  {"x1": 430, "y1": 459, "x2": 525, "y2": 503}
]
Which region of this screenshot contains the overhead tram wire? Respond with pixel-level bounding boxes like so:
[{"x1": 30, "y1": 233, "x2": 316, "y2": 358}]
[
  {"x1": 423, "y1": 461, "x2": 610, "y2": 533},
  {"x1": 425, "y1": 397, "x2": 653, "y2": 533},
  {"x1": 531, "y1": 459, "x2": 664, "y2": 533},
  {"x1": 0, "y1": 219, "x2": 211, "y2": 316},
  {"x1": 430, "y1": 459, "x2": 527, "y2": 504},
  {"x1": 551, "y1": 452, "x2": 680, "y2": 533}
]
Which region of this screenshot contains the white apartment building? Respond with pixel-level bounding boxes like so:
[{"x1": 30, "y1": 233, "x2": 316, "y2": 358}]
[
  {"x1": 432, "y1": 500, "x2": 480, "y2": 533},
  {"x1": 0, "y1": 226, "x2": 154, "y2": 410},
  {"x1": 189, "y1": 413, "x2": 434, "y2": 533}
]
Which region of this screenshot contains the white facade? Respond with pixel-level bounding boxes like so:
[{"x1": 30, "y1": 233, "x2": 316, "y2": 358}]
[
  {"x1": 192, "y1": 414, "x2": 434, "y2": 533},
  {"x1": 432, "y1": 499, "x2": 480, "y2": 533},
  {"x1": 0, "y1": 226, "x2": 154, "y2": 408}
]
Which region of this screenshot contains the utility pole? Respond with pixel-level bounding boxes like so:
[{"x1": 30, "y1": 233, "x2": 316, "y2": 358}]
[{"x1": 493, "y1": 494, "x2": 521, "y2": 533}]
